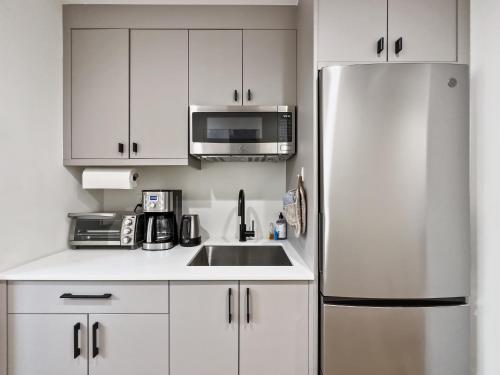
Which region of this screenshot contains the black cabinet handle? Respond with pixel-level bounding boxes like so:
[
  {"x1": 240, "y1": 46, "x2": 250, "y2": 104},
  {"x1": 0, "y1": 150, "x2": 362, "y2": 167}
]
[
  {"x1": 247, "y1": 89, "x2": 252, "y2": 102},
  {"x1": 132, "y1": 142, "x2": 138, "y2": 153},
  {"x1": 234, "y1": 90, "x2": 239, "y2": 102},
  {"x1": 73, "y1": 323, "x2": 81, "y2": 359},
  {"x1": 395, "y1": 37, "x2": 403, "y2": 55},
  {"x1": 377, "y1": 37, "x2": 385, "y2": 55},
  {"x1": 246, "y1": 287, "x2": 250, "y2": 323},
  {"x1": 228, "y1": 288, "x2": 232, "y2": 324},
  {"x1": 118, "y1": 143, "x2": 124, "y2": 154},
  {"x1": 92, "y1": 322, "x2": 99, "y2": 358},
  {"x1": 60, "y1": 293, "x2": 112, "y2": 299}
]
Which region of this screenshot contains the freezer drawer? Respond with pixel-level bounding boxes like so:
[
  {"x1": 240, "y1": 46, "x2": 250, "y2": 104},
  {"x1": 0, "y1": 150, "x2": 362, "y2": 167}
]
[{"x1": 321, "y1": 303, "x2": 470, "y2": 375}]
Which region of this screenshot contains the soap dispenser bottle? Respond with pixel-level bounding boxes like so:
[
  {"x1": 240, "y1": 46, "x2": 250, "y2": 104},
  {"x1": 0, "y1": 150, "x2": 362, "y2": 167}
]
[{"x1": 276, "y1": 212, "x2": 287, "y2": 240}]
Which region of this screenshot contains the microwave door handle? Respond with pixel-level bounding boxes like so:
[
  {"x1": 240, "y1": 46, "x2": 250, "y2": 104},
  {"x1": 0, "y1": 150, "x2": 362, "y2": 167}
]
[
  {"x1": 146, "y1": 216, "x2": 154, "y2": 243},
  {"x1": 68, "y1": 213, "x2": 117, "y2": 219}
]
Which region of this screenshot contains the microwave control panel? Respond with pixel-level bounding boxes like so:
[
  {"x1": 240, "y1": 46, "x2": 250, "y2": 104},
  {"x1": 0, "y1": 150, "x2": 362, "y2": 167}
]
[{"x1": 278, "y1": 112, "x2": 293, "y2": 142}]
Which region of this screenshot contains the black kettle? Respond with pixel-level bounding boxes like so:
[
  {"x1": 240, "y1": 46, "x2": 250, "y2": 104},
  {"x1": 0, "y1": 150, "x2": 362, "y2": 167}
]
[{"x1": 179, "y1": 214, "x2": 201, "y2": 247}]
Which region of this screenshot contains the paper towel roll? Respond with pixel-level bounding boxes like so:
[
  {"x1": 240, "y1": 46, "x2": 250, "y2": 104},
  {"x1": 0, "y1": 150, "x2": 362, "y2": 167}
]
[{"x1": 82, "y1": 168, "x2": 139, "y2": 190}]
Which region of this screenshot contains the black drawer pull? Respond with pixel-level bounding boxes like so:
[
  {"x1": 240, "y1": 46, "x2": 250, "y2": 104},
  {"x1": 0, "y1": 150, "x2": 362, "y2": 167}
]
[
  {"x1": 60, "y1": 293, "x2": 112, "y2": 299},
  {"x1": 92, "y1": 322, "x2": 99, "y2": 358},
  {"x1": 247, "y1": 89, "x2": 252, "y2": 101},
  {"x1": 73, "y1": 323, "x2": 81, "y2": 359},
  {"x1": 233, "y1": 89, "x2": 239, "y2": 102},
  {"x1": 132, "y1": 142, "x2": 138, "y2": 153},
  {"x1": 118, "y1": 143, "x2": 124, "y2": 154},
  {"x1": 377, "y1": 37, "x2": 385, "y2": 55}
]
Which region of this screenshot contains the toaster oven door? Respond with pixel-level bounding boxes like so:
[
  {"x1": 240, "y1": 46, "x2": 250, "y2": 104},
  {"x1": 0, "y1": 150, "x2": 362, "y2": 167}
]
[{"x1": 69, "y1": 214, "x2": 123, "y2": 246}]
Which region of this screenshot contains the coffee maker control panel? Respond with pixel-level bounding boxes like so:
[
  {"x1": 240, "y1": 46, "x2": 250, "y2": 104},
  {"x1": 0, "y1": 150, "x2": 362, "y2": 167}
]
[{"x1": 143, "y1": 191, "x2": 170, "y2": 212}]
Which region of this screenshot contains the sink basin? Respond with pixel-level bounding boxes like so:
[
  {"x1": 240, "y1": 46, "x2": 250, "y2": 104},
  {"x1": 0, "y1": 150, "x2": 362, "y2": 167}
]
[{"x1": 188, "y1": 245, "x2": 292, "y2": 266}]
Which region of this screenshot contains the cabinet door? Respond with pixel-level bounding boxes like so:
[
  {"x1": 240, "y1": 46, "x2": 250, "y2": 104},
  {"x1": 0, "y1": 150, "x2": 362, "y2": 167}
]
[
  {"x1": 388, "y1": 0, "x2": 457, "y2": 61},
  {"x1": 189, "y1": 30, "x2": 243, "y2": 105},
  {"x1": 318, "y1": 0, "x2": 387, "y2": 62},
  {"x1": 8, "y1": 314, "x2": 87, "y2": 375},
  {"x1": 71, "y1": 29, "x2": 129, "y2": 159},
  {"x1": 240, "y1": 281, "x2": 308, "y2": 375},
  {"x1": 170, "y1": 281, "x2": 238, "y2": 375},
  {"x1": 243, "y1": 30, "x2": 296, "y2": 105},
  {"x1": 130, "y1": 30, "x2": 188, "y2": 159},
  {"x1": 89, "y1": 314, "x2": 168, "y2": 375}
]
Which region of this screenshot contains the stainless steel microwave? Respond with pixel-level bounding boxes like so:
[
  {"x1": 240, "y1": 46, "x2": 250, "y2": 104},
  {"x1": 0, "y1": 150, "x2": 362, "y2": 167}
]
[{"x1": 189, "y1": 105, "x2": 295, "y2": 161}]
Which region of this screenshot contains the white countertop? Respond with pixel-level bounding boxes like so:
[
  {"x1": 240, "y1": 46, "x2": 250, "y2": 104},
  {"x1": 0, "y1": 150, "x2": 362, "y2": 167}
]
[{"x1": 0, "y1": 239, "x2": 314, "y2": 281}]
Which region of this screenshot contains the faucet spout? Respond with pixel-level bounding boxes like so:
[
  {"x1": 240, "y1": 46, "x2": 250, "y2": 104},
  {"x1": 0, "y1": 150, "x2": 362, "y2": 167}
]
[{"x1": 238, "y1": 189, "x2": 254, "y2": 242}]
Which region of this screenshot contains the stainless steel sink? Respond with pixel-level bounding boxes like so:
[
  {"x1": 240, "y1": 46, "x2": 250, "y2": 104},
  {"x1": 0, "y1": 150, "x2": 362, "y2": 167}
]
[{"x1": 188, "y1": 245, "x2": 292, "y2": 266}]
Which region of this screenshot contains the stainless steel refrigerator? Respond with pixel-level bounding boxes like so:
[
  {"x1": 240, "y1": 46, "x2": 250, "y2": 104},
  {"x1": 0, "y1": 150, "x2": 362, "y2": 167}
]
[{"x1": 319, "y1": 64, "x2": 470, "y2": 375}]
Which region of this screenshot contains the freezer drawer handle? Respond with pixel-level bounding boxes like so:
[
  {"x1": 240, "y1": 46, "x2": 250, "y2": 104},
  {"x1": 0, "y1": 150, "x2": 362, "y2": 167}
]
[
  {"x1": 60, "y1": 293, "x2": 112, "y2": 299},
  {"x1": 92, "y1": 322, "x2": 99, "y2": 358},
  {"x1": 246, "y1": 287, "x2": 251, "y2": 323},
  {"x1": 228, "y1": 288, "x2": 232, "y2": 324},
  {"x1": 73, "y1": 322, "x2": 81, "y2": 359},
  {"x1": 377, "y1": 37, "x2": 385, "y2": 55}
]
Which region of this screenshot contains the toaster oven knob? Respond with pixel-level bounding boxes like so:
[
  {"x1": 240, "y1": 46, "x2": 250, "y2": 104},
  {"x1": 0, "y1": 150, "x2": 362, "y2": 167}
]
[
  {"x1": 148, "y1": 202, "x2": 157, "y2": 209},
  {"x1": 122, "y1": 236, "x2": 131, "y2": 244},
  {"x1": 124, "y1": 218, "x2": 133, "y2": 226},
  {"x1": 123, "y1": 227, "x2": 132, "y2": 235}
]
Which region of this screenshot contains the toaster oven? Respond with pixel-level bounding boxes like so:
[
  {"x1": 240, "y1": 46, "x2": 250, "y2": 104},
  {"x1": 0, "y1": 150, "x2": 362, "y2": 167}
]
[{"x1": 68, "y1": 212, "x2": 144, "y2": 249}]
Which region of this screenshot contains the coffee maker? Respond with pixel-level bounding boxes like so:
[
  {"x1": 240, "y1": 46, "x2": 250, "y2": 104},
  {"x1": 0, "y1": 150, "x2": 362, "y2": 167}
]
[{"x1": 142, "y1": 190, "x2": 182, "y2": 251}]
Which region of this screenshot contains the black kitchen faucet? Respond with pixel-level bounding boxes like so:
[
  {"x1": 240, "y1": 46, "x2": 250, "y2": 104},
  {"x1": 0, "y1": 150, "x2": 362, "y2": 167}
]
[{"x1": 238, "y1": 189, "x2": 255, "y2": 242}]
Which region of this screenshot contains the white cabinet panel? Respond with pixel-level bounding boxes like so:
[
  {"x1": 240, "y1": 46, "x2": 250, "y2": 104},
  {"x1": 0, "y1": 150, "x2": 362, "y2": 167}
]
[
  {"x1": 71, "y1": 29, "x2": 129, "y2": 159},
  {"x1": 8, "y1": 314, "x2": 87, "y2": 375},
  {"x1": 318, "y1": 0, "x2": 388, "y2": 62},
  {"x1": 239, "y1": 281, "x2": 308, "y2": 375},
  {"x1": 170, "y1": 281, "x2": 238, "y2": 375},
  {"x1": 189, "y1": 30, "x2": 243, "y2": 105},
  {"x1": 388, "y1": 0, "x2": 457, "y2": 61},
  {"x1": 243, "y1": 30, "x2": 296, "y2": 105},
  {"x1": 89, "y1": 314, "x2": 169, "y2": 375},
  {"x1": 130, "y1": 30, "x2": 188, "y2": 159}
]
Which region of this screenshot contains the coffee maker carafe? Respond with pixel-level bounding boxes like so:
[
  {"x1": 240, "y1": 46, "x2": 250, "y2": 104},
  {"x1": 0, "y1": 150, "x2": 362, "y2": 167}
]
[{"x1": 142, "y1": 190, "x2": 182, "y2": 251}]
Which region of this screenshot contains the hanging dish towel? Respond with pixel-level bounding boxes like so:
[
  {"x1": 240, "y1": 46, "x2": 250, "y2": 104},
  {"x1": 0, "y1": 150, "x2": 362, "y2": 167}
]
[{"x1": 283, "y1": 175, "x2": 307, "y2": 237}]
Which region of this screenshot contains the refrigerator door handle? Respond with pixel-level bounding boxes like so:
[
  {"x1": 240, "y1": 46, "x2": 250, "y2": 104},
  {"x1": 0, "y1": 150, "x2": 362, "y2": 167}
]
[{"x1": 318, "y1": 211, "x2": 324, "y2": 276}]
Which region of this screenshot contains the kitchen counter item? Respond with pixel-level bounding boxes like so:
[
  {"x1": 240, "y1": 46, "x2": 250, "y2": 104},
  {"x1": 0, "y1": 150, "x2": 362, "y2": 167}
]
[
  {"x1": 0, "y1": 240, "x2": 313, "y2": 281},
  {"x1": 179, "y1": 214, "x2": 201, "y2": 247}
]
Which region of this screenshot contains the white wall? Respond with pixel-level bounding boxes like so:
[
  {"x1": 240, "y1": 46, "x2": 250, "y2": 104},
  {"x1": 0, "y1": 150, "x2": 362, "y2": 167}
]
[
  {"x1": 103, "y1": 163, "x2": 285, "y2": 241},
  {"x1": 471, "y1": 1, "x2": 500, "y2": 374},
  {"x1": 0, "y1": 0, "x2": 100, "y2": 271}
]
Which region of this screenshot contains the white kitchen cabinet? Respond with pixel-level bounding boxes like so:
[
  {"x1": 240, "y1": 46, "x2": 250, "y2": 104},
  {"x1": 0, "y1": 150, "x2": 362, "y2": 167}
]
[
  {"x1": 71, "y1": 29, "x2": 129, "y2": 159},
  {"x1": 89, "y1": 314, "x2": 169, "y2": 375},
  {"x1": 239, "y1": 281, "x2": 308, "y2": 375},
  {"x1": 170, "y1": 281, "x2": 239, "y2": 375},
  {"x1": 318, "y1": 0, "x2": 388, "y2": 62},
  {"x1": 130, "y1": 30, "x2": 188, "y2": 159},
  {"x1": 243, "y1": 30, "x2": 297, "y2": 105},
  {"x1": 8, "y1": 314, "x2": 88, "y2": 375},
  {"x1": 388, "y1": 0, "x2": 457, "y2": 62},
  {"x1": 189, "y1": 30, "x2": 243, "y2": 105}
]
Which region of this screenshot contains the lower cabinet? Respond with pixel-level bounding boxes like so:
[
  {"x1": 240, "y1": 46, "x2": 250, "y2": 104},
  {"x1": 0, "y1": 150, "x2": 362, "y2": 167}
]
[
  {"x1": 8, "y1": 313, "x2": 169, "y2": 375},
  {"x1": 170, "y1": 281, "x2": 309, "y2": 375},
  {"x1": 8, "y1": 314, "x2": 88, "y2": 375}
]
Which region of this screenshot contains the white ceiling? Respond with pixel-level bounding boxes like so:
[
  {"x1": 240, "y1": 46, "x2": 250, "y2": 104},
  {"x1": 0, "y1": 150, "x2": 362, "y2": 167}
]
[{"x1": 61, "y1": 0, "x2": 298, "y2": 5}]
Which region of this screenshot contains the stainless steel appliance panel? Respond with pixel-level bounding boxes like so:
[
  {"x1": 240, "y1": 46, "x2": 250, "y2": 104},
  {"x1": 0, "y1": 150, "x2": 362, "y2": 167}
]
[
  {"x1": 320, "y1": 64, "x2": 470, "y2": 298},
  {"x1": 321, "y1": 303, "x2": 470, "y2": 375}
]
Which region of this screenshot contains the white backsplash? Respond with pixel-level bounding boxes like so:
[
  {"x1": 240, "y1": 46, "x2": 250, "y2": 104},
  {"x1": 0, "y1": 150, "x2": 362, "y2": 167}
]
[{"x1": 103, "y1": 162, "x2": 285, "y2": 241}]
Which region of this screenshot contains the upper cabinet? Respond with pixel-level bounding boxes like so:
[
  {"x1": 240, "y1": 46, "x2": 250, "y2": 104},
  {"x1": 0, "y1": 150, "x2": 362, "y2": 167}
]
[
  {"x1": 318, "y1": 0, "x2": 387, "y2": 62},
  {"x1": 388, "y1": 0, "x2": 457, "y2": 62},
  {"x1": 189, "y1": 30, "x2": 296, "y2": 106},
  {"x1": 318, "y1": 0, "x2": 458, "y2": 63},
  {"x1": 71, "y1": 29, "x2": 129, "y2": 159},
  {"x1": 189, "y1": 30, "x2": 243, "y2": 106},
  {"x1": 243, "y1": 30, "x2": 296, "y2": 105},
  {"x1": 130, "y1": 30, "x2": 188, "y2": 159}
]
